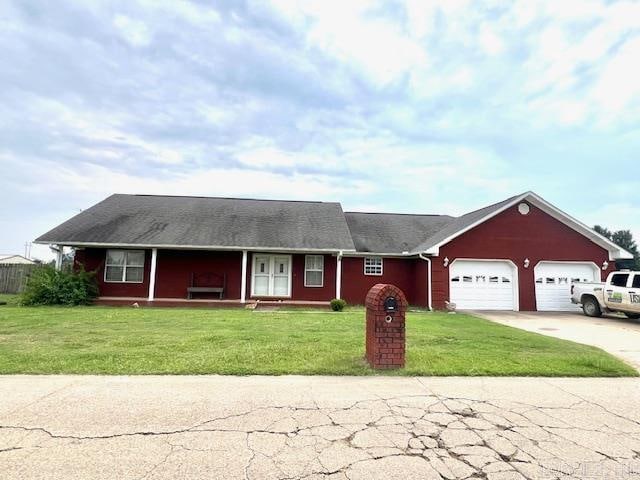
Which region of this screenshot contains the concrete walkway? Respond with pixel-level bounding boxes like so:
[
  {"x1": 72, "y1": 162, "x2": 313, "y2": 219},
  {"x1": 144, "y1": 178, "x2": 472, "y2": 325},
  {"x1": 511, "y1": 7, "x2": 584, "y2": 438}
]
[
  {"x1": 2, "y1": 375, "x2": 640, "y2": 479},
  {"x1": 475, "y1": 311, "x2": 640, "y2": 370}
]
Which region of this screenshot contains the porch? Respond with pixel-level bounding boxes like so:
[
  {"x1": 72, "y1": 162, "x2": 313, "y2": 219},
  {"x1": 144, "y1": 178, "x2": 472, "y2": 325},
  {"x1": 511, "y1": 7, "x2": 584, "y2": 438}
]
[
  {"x1": 93, "y1": 297, "x2": 331, "y2": 309},
  {"x1": 75, "y1": 247, "x2": 341, "y2": 304}
]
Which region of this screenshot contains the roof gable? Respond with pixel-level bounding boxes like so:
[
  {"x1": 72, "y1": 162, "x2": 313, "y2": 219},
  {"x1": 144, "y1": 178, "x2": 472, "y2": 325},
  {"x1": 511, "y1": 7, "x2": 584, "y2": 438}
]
[
  {"x1": 411, "y1": 191, "x2": 632, "y2": 260},
  {"x1": 0, "y1": 254, "x2": 35, "y2": 264}
]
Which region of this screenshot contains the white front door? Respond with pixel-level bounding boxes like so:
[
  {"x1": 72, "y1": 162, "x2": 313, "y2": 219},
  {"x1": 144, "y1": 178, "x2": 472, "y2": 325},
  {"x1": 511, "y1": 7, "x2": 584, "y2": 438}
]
[
  {"x1": 449, "y1": 260, "x2": 517, "y2": 310},
  {"x1": 534, "y1": 262, "x2": 599, "y2": 311},
  {"x1": 253, "y1": 255, "x2": 271, "y2": 296},
  {"x1": 251, "y1": 254, "x2": 292, "y2": 297},
  {"x1": 273, "y1": 256, "x2": 290, "y2": 296}
]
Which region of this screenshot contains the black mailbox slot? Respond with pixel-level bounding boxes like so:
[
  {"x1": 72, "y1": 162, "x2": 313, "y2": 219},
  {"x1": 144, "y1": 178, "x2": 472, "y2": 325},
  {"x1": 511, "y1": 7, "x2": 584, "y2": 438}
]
[{"x1": 384, "y1": 296, "x2": 397, "y2": 313}]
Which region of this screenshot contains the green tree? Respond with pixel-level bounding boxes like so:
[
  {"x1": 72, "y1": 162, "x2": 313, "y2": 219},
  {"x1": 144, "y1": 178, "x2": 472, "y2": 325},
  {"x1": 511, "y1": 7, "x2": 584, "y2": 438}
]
[
  {"x1": 594, "y1": 225, "x2": 640, "y2": 269},
  {"x1": 594, "y1": 225, "x2": 613, "y2": 239}
]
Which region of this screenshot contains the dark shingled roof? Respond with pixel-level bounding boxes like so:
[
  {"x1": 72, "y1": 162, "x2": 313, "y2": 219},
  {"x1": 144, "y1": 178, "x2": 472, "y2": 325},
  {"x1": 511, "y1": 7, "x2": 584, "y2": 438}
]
[
  {"x1": 345, "y1": 212, "x2": 455, "y2": 253},
  {"x1": 36, "y1": 194, "x2": 356, "y2": 251}
]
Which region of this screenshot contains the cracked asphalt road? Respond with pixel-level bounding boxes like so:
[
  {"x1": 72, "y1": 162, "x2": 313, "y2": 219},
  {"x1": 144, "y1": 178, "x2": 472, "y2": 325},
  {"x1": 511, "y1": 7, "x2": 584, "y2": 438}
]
[{"x1": 2, "y1": 376, "x2": 640, "y2": 479}]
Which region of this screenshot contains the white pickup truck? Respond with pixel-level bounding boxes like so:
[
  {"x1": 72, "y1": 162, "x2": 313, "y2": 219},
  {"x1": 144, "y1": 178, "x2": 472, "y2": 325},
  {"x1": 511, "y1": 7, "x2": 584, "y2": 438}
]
[{"x1": 571, "y1": 271, "x2": 640, "y2": 319}]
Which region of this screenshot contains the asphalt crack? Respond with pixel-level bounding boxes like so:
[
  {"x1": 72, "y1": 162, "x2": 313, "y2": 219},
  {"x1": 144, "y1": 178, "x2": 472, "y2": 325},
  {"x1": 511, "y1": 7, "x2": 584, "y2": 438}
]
[{"x1": 3, "y1": 390, "x2": 640, "y2": 479}]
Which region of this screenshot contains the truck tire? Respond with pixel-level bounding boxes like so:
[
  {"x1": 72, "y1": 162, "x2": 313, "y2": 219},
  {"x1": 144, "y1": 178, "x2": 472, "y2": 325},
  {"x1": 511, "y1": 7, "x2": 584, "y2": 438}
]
[
  {"x1": 582, "y1": 297, "x2": 602, "y2": 317},
  {"x1": 624, "y1": 312, "x2": 640, "y2": 320}
]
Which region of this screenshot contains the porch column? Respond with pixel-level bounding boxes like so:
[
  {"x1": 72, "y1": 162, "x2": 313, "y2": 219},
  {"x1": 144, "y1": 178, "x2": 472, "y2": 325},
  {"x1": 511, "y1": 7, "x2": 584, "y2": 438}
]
[
  {"x1": 336, "y1": 251, "x2": 343, "y2": 299},
  {"x1": 54, "y1": 245, "x2": 64, "y2": 271},
  {"x1": 240, "y1": 250, "x2": 248, "y2": 303},
  {"x1": 148, "y1": 248, "x2": 158, "y2": 301}
]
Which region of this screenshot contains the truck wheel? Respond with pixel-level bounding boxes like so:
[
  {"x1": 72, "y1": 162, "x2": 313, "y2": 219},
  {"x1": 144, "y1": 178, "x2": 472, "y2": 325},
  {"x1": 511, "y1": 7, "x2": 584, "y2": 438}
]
[
  {"x1": 582, "y1": 297, "x2": 602, "y2": 317},
  {"x1": 624, "y1": 312, "x2": 640, "y2": 320}
]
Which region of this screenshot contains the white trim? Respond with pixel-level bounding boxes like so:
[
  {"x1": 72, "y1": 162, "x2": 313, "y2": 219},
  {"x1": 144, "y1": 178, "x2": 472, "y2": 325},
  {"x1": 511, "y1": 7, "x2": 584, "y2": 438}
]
[
  {"x1": 363, "y1": 256, "x2": 383, "y2": 276},
  {"x1": 336, "y1": 251, "x2": 343, "y2": 300},
  {"x1": 148, "y1": 248, "x2": 158, "y2": 301},
  {"x1": 104, "y1": 249, "x2": 145, "y2": 284},
  {"x1": 304, "y1": 255, "x2": 324, "y2": 287},
  {"x1": 54, "y1": 245, "x2": 64, "y2": 271},
  {"x1": 250, "y1": 254, "x2": 293, "y2": 298},
  {"x1": 449, "y1": 258, "x2": 520, "y2": 311},
  {"x1": 36, "y1": 241, "x2": 354, "y2": 254},
  {"x1": 423, "y1": 192, "x2": 632, "y2": 260},
  {"x1": 342, "y1": 251, "x2": 411, "y2": 258},
  {"x1": 240, "y1": 250, "x2": 248, "y2": 303},
  {"x1": 418, "y1": 253, "x2": 432, "y2": 311}
]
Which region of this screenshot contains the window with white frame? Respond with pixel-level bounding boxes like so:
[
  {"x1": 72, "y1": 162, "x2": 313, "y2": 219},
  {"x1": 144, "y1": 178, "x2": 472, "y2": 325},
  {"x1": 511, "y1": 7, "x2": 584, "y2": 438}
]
[
  {"x1": 304, "y1": 255, "x2": 324, "y2": 287},
  {"x1": 105, "y1": 250, "x2": 145, "y2": 283},
  {"x1": 364, "y1": 256, "x2": 383, "y2": 275}
]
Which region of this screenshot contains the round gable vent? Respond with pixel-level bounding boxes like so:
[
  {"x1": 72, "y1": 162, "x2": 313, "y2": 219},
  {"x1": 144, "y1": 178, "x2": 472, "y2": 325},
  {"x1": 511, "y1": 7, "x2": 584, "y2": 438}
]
[{"x1": 518, "y1": 202, "x2": 530, "y2": 215}]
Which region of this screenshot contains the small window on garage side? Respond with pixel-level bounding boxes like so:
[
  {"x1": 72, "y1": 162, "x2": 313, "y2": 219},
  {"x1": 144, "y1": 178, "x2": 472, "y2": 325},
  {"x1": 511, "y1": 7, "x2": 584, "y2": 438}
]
[
  {"x1": 364, "y1": 257, "x2": 383, "y2": 276},
  {"x1": 502, "y1": 277, "x2": 511, "y2": 283},
  {"x1": 489, "y1": 276, "x2": 499, "y2": 283},
  {"x1": 304, "y1": 255, "x2": 324, "y2": 287},
  {"x1": 451, "y1": 276, "x2": 460, "y2": 282},
  {"x1": 546, "y1": 277, "x2": 555, "y2": 284},
  {"x1": 463, "y1": 276, "x2": 472, "y2": 283},
  {"x1": 633, "y1": 275, "x2": 640, "y2": 289},
  {"x1": 611, "y1": 273, "x2": 629, "y2": 287},
  {"x1": 535, "y1": 277, "x2": 543, "y2": 284},
  {"x1": 105, "y1": 249, "x2": 145, "y2": 283},
  {"x1": 476, "y1": 275, "x2": 486, "y2": 283}
]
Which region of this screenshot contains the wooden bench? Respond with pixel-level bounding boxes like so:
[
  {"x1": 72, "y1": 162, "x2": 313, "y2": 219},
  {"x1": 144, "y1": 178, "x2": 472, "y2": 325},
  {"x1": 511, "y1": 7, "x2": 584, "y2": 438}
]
[{"x1": 187, "y1": 272, "x2": 226, "y2": 299}]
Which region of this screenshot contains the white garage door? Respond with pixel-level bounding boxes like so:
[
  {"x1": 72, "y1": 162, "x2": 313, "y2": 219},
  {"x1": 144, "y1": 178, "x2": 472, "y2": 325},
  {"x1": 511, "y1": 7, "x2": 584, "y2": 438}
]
[
  {"x1": 450, "y1": 260, "x2": 516, "y2": 310},
  {"x1": 534, "y1": 262, "x2": 599, "y2": 311}
]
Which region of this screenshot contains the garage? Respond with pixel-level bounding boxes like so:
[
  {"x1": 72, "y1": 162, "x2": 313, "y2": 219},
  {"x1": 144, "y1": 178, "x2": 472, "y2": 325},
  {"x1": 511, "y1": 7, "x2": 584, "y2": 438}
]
[
  {"x1": 450, "y1": 260, "x2": 518, "y2": 310},
  {"x1": 534, "y1": 261, "x2": 600, "y2": 311}
]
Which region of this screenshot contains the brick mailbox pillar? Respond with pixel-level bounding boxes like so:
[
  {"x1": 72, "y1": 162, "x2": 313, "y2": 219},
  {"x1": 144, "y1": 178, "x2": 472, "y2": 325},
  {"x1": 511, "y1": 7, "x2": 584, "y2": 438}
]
[{"x1": 365, "y1": 283, "x2": 407, "y2": 369}]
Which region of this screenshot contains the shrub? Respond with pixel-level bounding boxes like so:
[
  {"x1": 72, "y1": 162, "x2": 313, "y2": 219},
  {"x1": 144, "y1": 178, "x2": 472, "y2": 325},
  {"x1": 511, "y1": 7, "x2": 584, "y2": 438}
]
[
  {"x1": 21, "y1": 266, "x2": 98, "y2": 306},
  {"x1": 330, "y1": 298, "x2": 347, "y2": 312}
]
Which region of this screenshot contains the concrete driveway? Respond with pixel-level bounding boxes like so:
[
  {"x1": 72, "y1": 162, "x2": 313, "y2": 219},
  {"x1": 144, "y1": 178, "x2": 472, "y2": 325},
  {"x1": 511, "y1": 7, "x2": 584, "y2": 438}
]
[
  {"x1": 475, "y1": 311, "x2": 640, "y2": 371},
  {"x1": 2, "y1": 375, "x2": 640, "y2": 479}
]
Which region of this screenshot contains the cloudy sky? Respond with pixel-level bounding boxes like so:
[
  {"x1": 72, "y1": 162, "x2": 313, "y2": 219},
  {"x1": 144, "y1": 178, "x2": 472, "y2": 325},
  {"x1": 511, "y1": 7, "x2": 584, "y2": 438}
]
[{"x1": 1, "y1": 0, "x2": 639, "y2": 260}]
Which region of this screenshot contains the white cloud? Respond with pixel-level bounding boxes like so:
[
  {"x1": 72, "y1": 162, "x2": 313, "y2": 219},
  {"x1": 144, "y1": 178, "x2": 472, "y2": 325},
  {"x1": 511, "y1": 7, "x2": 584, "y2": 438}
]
[
  {"x1": 591, "y1": 36, "x2": 640, "y2": 119},
  {"x1": 34, "y1": 161, "x2": 373, "y2": 203},
  {"x1": 267, "y1": 0, "x2": 427, "y2": 87},
  {"x1": 478, "y1": 25, "x2": 504, "y2": 56},
  {"x1": 1, "y1": 0, "x2": 640, "y2": 260},
  {"x1": 113, "y1": 15, "x2": 152, "y2": 47}
]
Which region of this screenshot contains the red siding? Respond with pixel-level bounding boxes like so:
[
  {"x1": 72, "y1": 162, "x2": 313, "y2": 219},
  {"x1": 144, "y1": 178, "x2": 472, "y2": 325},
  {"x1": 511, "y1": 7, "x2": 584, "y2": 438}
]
[
  {"x1": 155, "y1": 250, "x2": 242, "y2": 299},
  {"x1": 341, "y1": 257, "x2": 427, "y2": 306},
  {"x1": 292, "y1": 253, "x2": 337, "y2": 301},
  {"x1": 247, "y1": 253, "x2": 337, "y2": 301},
  {"x1": 74, "y1": 248, "x2": 151, "y2": 298},
  {"x1": 76, "y1": 249, "x2": 339, "y2": 301},
  {"x1": 413, "y1": 259, "x2": 429, "y2": 307},
  {"x1": 432, "y1": 201, "x2": 614, "y2": 311}
]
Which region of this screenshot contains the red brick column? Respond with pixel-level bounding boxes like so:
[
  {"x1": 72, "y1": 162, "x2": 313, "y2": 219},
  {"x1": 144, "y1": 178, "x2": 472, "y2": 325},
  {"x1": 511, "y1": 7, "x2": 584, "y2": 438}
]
[{"x1": 365, "y1": 283, "x2": 407, "y2": 369}]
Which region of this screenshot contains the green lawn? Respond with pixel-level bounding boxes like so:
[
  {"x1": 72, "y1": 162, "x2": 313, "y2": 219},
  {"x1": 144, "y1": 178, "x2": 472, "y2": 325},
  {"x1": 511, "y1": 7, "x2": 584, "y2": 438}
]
[
  {"x1": 0, "y1": 294, "x2": 20, "y2": 306},
  {"x1": 0, "y1": 303, "x2": 635, "y2": 376}
]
